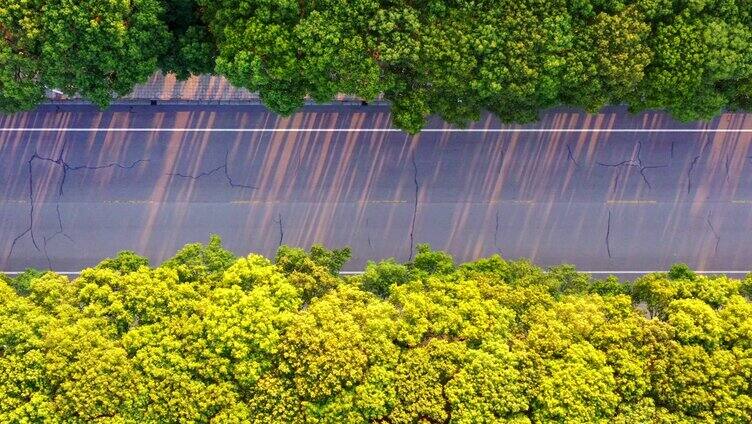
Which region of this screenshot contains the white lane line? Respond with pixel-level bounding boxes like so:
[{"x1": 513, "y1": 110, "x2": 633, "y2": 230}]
[{"x1": 0, "y1": 128, "x2": 751, "y2": 133}]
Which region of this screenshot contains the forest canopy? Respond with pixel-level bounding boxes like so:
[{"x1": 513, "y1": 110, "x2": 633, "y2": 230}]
[
  {"x1": 1, "y1": 0, "x2": 751, "y2": 131},
  {"x1": 2, "y1": 238, "x2": 752, "y2": 422}
]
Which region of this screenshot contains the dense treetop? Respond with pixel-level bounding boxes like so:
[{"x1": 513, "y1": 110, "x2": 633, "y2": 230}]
[
  {"x1": 0, "y1": 0, "x2": 170, "y2": 109},
  {"x1": 1, "y1": 0, "x2": 751, "y2": 131},
  {"x1": 2, "y1": 238, "x2": 752, "y2": 422}
]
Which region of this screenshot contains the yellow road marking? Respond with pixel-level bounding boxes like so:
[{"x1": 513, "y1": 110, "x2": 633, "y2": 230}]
[
  {"x1": 102, "y1": 200, "x2": 155, "y2": 204},
  {"x1": 229, "y1": 200, "x2": 409, "y2": 204},
  {"x1": 606, "y1": 200, "x2": 658, "y2": 205}
]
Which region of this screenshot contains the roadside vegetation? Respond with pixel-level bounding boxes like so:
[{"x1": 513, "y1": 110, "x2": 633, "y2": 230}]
[
  {"x1": 1, "y1": 0, "x2": 751, "y2": 131},
  {"x1": 2, "y1": 238, "x2": 752, "y2": 422}
]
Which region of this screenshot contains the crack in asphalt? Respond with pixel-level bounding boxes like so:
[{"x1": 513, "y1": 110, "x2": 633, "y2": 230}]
[
  {"x1": 725, "y1": 155, "x2": 731, "y2": 183},
  {"x1": 8, "y1": 157, "x2": 39, "y2": 259},
  {"x1": 597, "y1": 142, "x2": 667, "y2": 189},
  {"x1": 274, "y1": 213, "x2": 284, "y2": 247},
  {"x1": 10, "y1": 145, "x2": 77, "y2": 258},
  {"x1": 706, "y1": 211, "x2": 720, "y2": 256},
  {"x1": 612, "y1": 173, "x2": 620, "y2": 194},
  {"x1": 687, "y1": 155, "x2": 700, "y2": 195},
  {"x1": 566, "y1": 144, "x2": 580, "y2": 167},
  {"x1": 7, "y1": 147, "x2": 149, "y2": 265},
  {"x1": 606, "y1": 210, "x2": 612, "y2": 259},
  {"x1": 168, "y1": 150, "x2": 257, "y2": 189},
  {"x1": 42, "y1": 204, "x2": 74, "y2": 269},
  {"x1": 68, "y1": 160, "x2": 150, "y2": 172},
  {"x1": 700, "y1": 139, "x2": 710, "y2": 155},
  {"x1": 366, "y1": 218, "x2": 373, "y2": 250},
  {"x1": 408, "y1": 156, "x2": 419, "y2": 261}
]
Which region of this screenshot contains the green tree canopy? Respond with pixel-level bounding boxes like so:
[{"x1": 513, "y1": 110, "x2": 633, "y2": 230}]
[
  {"x1": 2, "y1": 0, "x2": 752, "y2": 130},
  {"x1": 196, "y1": 0, "x2": 752, "y2": 132},
  {"x1": 3, "y1": 240, "x2": 752, "y2": 422},
  {"x1": 0, "y1": 0, "x2": 170, "y2": 111}
]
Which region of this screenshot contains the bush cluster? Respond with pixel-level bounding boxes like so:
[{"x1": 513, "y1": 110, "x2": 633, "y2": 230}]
[
  {"x1": 3, "y1": 238, "x2": 752, "y2": 422},
  {"x1": 2, "y1": 0, "x2": 751, "y2": 131}
]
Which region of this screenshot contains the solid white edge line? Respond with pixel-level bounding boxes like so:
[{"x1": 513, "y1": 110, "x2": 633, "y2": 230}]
[
  {"x1": 0, "y1": 128, "x2": 752, "y2": 133},
  {"x1": 3, "y1": 270, "x2": 749, "y2": 276}
]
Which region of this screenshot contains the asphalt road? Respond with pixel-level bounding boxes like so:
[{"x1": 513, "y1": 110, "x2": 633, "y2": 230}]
[{"x1": 2, "y1": 104, "x2": 752, "y2": 276}]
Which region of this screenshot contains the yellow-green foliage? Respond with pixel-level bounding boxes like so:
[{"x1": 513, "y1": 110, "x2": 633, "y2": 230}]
[{"x1": 2, "y1": 242, "x2": 752, "y2": 423}]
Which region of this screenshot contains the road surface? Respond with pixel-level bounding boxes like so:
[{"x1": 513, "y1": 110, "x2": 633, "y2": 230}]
[{"x1": 2, "y1": 104, "x2": 752, "y2": 276}]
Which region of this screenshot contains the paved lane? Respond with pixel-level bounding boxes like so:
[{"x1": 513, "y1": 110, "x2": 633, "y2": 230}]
[{"x1": 2, "y1": 104, "x2": 752, "y2": 273}]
